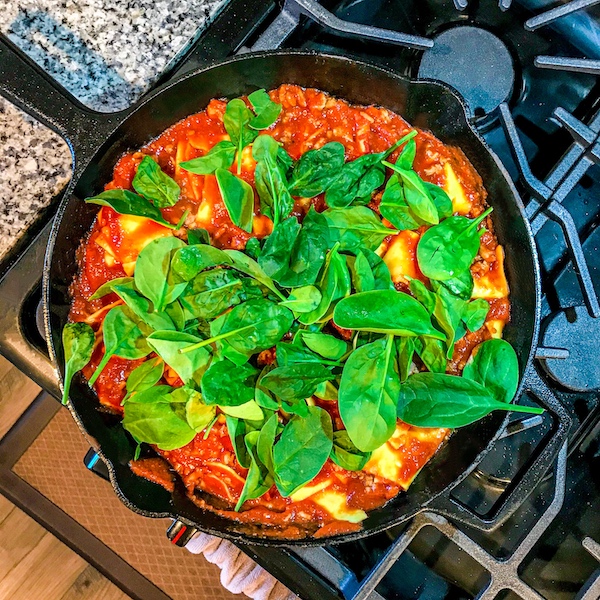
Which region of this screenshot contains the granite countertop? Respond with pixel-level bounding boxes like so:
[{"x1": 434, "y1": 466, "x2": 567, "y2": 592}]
[{"x1": 0, "y1": 0, "x2": 227, "y2": 262}]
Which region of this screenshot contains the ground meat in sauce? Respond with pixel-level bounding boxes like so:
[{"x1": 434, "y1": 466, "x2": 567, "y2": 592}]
[{"x1": 68, "y1": 84, "x2": 510, "y2": 539}]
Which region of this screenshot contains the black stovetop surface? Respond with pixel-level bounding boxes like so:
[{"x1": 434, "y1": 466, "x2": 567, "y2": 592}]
[{"x1": 2, "y1": 1, "x2": 600, "y2": 599}]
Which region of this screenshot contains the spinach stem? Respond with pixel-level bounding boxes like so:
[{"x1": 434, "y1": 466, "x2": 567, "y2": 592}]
[
  {"x1": 179, "y1": 324, "x2": 253, "y2": 353},
  {"x1": 467, "y1": 206, "x2": 493, "y2": 231},
  {"x1": 88, "y1": 350, "x2": 112, "y2": 386},
  {"x1": 503, "y1": 404, "x2": 545, "y2": 415},
  {"x1": 383, "y1": 129, "x2": 418, "y2": 160}
]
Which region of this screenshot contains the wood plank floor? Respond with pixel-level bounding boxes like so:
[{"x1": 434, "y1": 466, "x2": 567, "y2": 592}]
[{"x1": 0, "y1": 356, "x2": 131, "y2": 600}]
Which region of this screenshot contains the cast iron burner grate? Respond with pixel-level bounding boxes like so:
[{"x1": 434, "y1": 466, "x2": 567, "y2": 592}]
[{"x1": 1, "y1": 1, "x2": 600, "y2": 599}]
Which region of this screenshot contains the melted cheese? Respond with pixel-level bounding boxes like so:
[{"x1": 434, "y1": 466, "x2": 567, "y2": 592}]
[
  {"x1": 485, "y1": 319, "x2": 505, "y2": 339},
  {"x1": 290, "y1": 478, "x2": 333, "y2": 502},
  {"x1": 312, "y1": 491, "x2": 367, "y2": 523},
  {"x1": 364, "y1": 442, "x2": 403, "y2": 484},
  {"x1": 383, "y1": 230, "x2": 420, "y2": 283},
  {"x1": 472, "y1": 246, "x2": 509, "y2": 299},
  {"x1": 443, "y1": 162, "x2": 471, "y2": 215}
]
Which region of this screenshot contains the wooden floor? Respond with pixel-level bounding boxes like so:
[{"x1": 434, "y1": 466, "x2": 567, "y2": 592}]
[{"x1": 0, "y1": 356, "x2": 130, "y2": 600}]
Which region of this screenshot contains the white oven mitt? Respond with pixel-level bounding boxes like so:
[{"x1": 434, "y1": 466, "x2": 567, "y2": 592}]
[{"x1": 186, "y1": 533, "x2": 299, "y2": 600}]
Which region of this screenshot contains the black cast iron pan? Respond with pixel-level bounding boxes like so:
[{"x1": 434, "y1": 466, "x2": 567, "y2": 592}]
[{"x1": 0, "y1": 37, "x2": 571, "y2": 546}]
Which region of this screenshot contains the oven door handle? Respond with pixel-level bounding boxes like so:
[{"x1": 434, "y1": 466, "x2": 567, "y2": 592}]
[{"x1": 425, "y1": 363, "x2": 571, "y2": 532}]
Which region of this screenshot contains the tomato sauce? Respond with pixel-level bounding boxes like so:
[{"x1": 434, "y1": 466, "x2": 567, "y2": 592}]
[{"x1": 68, "y1": 85, "x2": 510, "y2": 538}]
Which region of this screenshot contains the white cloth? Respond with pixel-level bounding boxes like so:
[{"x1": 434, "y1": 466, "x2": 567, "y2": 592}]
[{"x1": 186, "y1": 533, "x2": 299, "y2": 600}]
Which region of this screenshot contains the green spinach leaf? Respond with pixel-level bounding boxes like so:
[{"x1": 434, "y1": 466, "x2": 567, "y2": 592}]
[
  {"x1": 288, "y1": 142, "x2": 346, "y2": 197},
  {"x1": 463, "y1": 339, "x2": 519, "y2": 404},
  {"x1": 88, "y1": 276, "x2": 134, "y2": 300},
  {"x1": 185, "y1": 390, "x2": 217, "y2": 432},
  {"x1": 396, "y1": 336, "x2": 416, "y2": 383},
  {"x1": 134, "y1": 236, "x2": 187, "y2": 312},
  {"x1": 225, "y1": 249, "x2": 285, "y2": 301},
  {"x1": 124, "y1": 359, "x2": 164, "y2": 401},
  {"x1": 171, "y1": 244, "x2": 231, "y2": 282},
  {"x1": 201, "y1": 360, "x2": 259, "y2": 406},
  {"x1": 261, "y1": 363, "x2": 334, "y2": 402},
  {"x1": 219, "y1": 401, "x2": 264, "y2": 420},
  {"x1": 417, "y1": 207, "x2": 492, "y2": 280},
  {"x1": 61, "y1": 322, "x2": 95, "y2": 405},
  {"x1": 223, "y1": 98, "x2": 258, "y2": 174},
  {"x1": 462, "y1": 299, "x2": 490, "y2": 332},
  {"x1": 88, "y1": 306, "x2": 151, "y2": 386},
  {"x1": 279, "y1": 285, "x2": 322, "y2": 314},
  {"x1": 248, "y1": 89, "x2": 282, "y2": 130},
  {"x1": 85, "y1": 189, "x2": 179, "y2": 229},
  {"x1": 146, "y1": 330, "x2": 211, "y2": 387},
  {"x1": 132, "y1": 156, "x2": 180, "y2": 208},
  {"x1": 179, "y1": 141, "x2": 236, "y2": 175},
  {"x1": 338, "y1": 335, "x2": 399, "y2": 452},
  {"x1": 397, "y1": 372, "x2": 542, "y2": 428},
  {"x1": 333, "y1": 289, "x2": 444, "y2": 339},
  {"x1": 301, "y1": 331, "x2": 348, "y2": 361},
  {"x1": 215, "y1": 168, "x2": 254, "y2": 233},
  {"x1": 273, "y1": 406, "x2": 333, "y2": 497},
  {"x1": 323, "y1": 206, "x2": 396, "y2": 252},
  {"x1": 235, "y1": 430, "x2": 274, "y2": 510},
  {"x1": 330, "y1": 430, "x2": 371, "y2": 471}
]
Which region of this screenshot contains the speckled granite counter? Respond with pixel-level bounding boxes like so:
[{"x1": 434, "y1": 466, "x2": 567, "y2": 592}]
[{"x1": 0, "y1": 0, "x2": 228, "y2": 263}]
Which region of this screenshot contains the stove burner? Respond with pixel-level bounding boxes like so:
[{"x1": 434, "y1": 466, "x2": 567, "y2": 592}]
[
  {"x1": 418, "y1": 26, "x2": 514, "y2": 119},
  {"x1": 542, "y1": 305, "x2": 600, "y2": 391}
]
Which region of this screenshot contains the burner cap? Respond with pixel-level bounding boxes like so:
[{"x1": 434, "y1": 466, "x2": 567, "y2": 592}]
[
  {"x1": 418, "y1": 26, "x2": 515, "y2": 118},
  {"x1": 541, "y1": 306, "x2": 600, "y2": 392}
]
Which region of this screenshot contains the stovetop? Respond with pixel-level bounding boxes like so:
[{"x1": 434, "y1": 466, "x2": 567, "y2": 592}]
[{"x1": 1, "y1": 1, "x2": 600, "y2": 599}]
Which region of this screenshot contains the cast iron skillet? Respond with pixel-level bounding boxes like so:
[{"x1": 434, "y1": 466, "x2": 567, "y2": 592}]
[{"x1": 0, "y1": 38, "x2": 568, "y2": 546}]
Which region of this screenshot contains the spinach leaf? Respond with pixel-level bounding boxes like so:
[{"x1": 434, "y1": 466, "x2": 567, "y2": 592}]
[
  {"x1": 185, "y1": 390, "x2": 216, "y2": 432},
  {"x1": 85, "y1": 189, "x2": 178, "y2": 229},
  {"x1": 179, "y1": 268, "x2": 245, "y2": 320},
  {"x1": 463, "y1": 339, "x2": 519, "y2": 404},
  {"x1": 226, "y1": 416, "x2": 252, "y2": 469},
  {"x1": 146, "y1": 330, "x2": 211, "y2": 387},
  {"x1": 379, "y1": 174, "x2": 421, "y2": 231},
  {"x1": 258, "y1": 217, "x2": 299, "y2": 279},
  {"x1": 462, "y1": 299, "x2": 490, "y2": 332},
  {"x1": 261, "y1": 363, "x2": 334, "y2": 402},
  {"x1": 179, "y1": 141, "x2": 236, "y2": 175},
  {"x1": 301, "y1": 331, "x2": 348, "y2": 360},
  {"x1": 244, "y1": 237, "x2": 262, "y2": 260},
  {"x1": 235, "y1": 430, "x2": 274, "y2": 510},
  {"x1": 275, "y1": 342, "x2": 333, "y2": 367},
  {"x1": 431, "y1": 269, "x2": 474, "y2": 301},
  {"x1": 122, "y1": 385, "x2": 196, "y2": 450},
  {"x1": 277, "y1": 208, "x2": 330, "y2": 288},
  {"x1": 363, "y1": 248, "x2": 394, "y2": 290},
  {"x1": 396, "y1": 138, "x2": 416, "y2": 170},
  {"x1": 408, "y1": 279, "x2": 436, "y2": 314},
  {"x1": 215, "y1": 168, "x2": 254, "y2": 233},
  {"x1": 225, "y1": 249, "x2": 285, "y2": 300},
  {"x1": 124, "y1": 359, "x2": 164, "y2": 401},
  {"x1": 417, "y1": 207, "x2": 492, "y2": 280},
  {"x1": 314, "y1": 380, "x2": 339, "y2": 400},
  {"x1": 223, "y1": 98, "x2": 258, "y2": 174},
  {"x1": 185, "y1": 299, "x2": 294, "y2": 357},
  {"x1": 132, "y1": 156, "x2": 180, "y2": 208},
  {"x1": 112, "y1": 284, "x2": 176, "y2": 332},
  {"x1": 201, "y1": 360, "x2": 259, "y2": 406},
  {"x1": 423, "y1": 182, "x2": 453, "y2": 219},
  {"x1": 134, "y1": 236, "x2": 187, "y2": 312},
  {"x1": 325, "y1": 132, "x2": 417, "y2": 207},
  {"x1": 88, "y1": 276, "x2": 133, "y2": 300},
  {"x1": 61, "y1": 322, "x2": 95, "y2": 405},
  {"x1": 288, "y1": 142, "x2": 346, "y2": 197},
  {"x1": 338, "y1": 336, "x2": 399, "y2": 452},
  {"x1": 88, "y1": 306, "x2": 151, "y2": 386},
  {"x1": 396, "y1": 336, "x2": 415, "y2": 383},
  {"x1": 414, "y1": 336, "x2": 447, "y2": 374},
  {"x1": 333, "y1": 289, "x2": 444, "y2": 339},
  {"x1": 298, "y1": 245, "x2": 350, "y2": 325},
  {"x1": 257, "y1": 413, "x2": 278, "y2": 473},
  {"x1": 347, "y1": 251, "x2": 374, "y2": 293},
  {"x1": 432, "y1": 285, "x2": 466, "y2": 358},
  {"x1": 383, "y1": 161, "x2": 438, "y2": 225},
  {"x1": 273, "y1": 406, "x2": 333, "y2": 497},
  {"x1": 165, "y1": 301, "x2": 186, "y2": 331},
  {"x1": 323, "y1": 206, "x2": 396, "y2": 252},
  {"x1": 187, "y1": 228, "x2": 211, "y2": 245},
  {"x1": 330, "y1": 430, "x2": 371, "y2": 471},
  {"x1": 171, "y1": 244, "x2": 231, "y2": 282},
  {"x1": 279, "y1": 285, "x2": 322, "y2": 314},
  {"x1": 248, "y1": 89, "x2": 282, "y2": 130},
  {"x1": 397, "y1": 372, "x2": 543, "y2": 428},
  {"x1": 255, "y1": 367, "x2": 280, "y2": 410},
  {"x1": 253, "y1": 135, "x2": 294, "y2": 227},
  {"x1": 219, "y1": 401, "x2": 264, "y2": 420}
]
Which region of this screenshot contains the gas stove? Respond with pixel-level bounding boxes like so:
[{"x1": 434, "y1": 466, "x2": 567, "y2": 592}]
[{"x1": 1, "y1": 1, "x2": 599, "y2": 599}]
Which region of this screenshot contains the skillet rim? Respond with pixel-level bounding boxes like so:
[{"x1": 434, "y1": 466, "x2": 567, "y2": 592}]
[{"x1": 42, "y1": 49, "x2": 541, "y2": 547}]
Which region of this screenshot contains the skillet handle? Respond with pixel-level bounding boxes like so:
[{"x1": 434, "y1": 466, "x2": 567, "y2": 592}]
[
  {"x1": 426, "y1": 364, "x2": 571, "y2": 532},
  {"x1": 0, "y1": 34, "x2": 122, "y2": 179}
]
